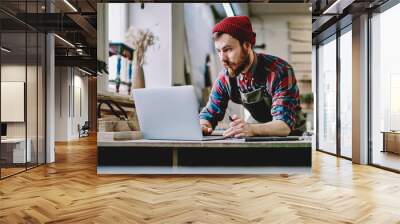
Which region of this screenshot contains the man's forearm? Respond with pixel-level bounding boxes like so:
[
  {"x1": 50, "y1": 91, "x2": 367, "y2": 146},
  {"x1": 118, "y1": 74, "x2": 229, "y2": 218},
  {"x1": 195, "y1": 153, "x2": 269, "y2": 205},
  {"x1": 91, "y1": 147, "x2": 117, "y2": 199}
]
[{"x1": 250, "y1": 120, "x2": 291, "y2": 136}]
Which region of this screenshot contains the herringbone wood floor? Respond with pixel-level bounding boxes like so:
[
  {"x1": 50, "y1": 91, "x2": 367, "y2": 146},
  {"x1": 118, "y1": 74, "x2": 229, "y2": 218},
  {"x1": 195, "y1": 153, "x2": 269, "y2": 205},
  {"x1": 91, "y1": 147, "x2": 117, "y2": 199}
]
[{"x1": 1, "y1": 135, "x2": 400, "y2": 224}]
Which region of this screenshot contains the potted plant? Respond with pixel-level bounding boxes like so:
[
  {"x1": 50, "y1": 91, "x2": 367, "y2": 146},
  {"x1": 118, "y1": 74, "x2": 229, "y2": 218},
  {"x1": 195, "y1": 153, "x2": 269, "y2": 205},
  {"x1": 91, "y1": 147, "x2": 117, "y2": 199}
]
[
  {"x1": 125, "y1": 27, "x2": 158, "y2": 89},
  {"x1": 300, "y1": 93, "x2": 314, "y2": 110}
]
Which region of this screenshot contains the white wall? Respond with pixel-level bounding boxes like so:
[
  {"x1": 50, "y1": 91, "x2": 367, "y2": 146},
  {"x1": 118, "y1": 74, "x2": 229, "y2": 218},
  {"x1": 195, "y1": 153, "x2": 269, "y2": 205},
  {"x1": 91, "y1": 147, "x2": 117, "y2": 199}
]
[
  {"x1": 251, "y1": 13, "x2": 313, "y2": 130},
  {"x1": 312, "y1": 45, "x2": 316, "y2": 150},
  {"x1": 97, "y1": 3, "x2": 110, "y2": 94},
  {"x1": 55, "y1": 67, "x2": 69, "y2": 141},
  {"x1": 104, "y1": 3, "x2": 178, "y2": 89},
  {"x1": 1, "y1": 65, "x2": 26, "y2": 81},
  {"x1": 171, "y1": 3, "x2": 185, "y2": 86},
  {"x1": 183, "y1": 3, "x2": 219, "y2": 98},
  {"x1": 251, "y1": 14, "x2": 310, "y2": 61},
  {"x1": 46, "y1": 32, "x2": 55, "y2": 163},
  {"x1": 55, "y1": 67, "x2": 89, "y2": 141},
  {"x1": 1, "y1": 65, "x2": 26, "y2": 138},
  {"x1": 1, "y1": 65, "x2": 35, "y2": 136},
  {"x1": 72, "y1": 74, "x2": 89, "y2": 138},
  {"x1": 1, "y1": 64, "x2": 46, "y2": 164},
  {"x1": 108, "y1": 3, "x2": 128, "y2": 43},
  {"x1": 128, "y1": 3, "x2": 172, "y2": 88}
]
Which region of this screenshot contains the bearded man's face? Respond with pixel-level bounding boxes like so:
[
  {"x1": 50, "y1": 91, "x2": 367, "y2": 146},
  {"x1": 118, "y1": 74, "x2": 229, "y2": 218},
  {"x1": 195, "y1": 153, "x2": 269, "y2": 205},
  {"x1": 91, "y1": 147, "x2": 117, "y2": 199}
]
[{"x1": 214, "y1": 33, "x2": 252, "y2": 77}]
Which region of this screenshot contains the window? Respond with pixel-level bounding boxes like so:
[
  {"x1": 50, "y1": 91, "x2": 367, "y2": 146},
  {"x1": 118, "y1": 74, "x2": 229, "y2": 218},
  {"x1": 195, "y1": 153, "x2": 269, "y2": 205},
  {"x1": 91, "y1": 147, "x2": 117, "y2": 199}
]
[
  {"x1": 0, "y1": 1, "x2": 46, "y2": 179},
  {"x1": 371, "y1": 2, "x2": 400, "y2": 171},
  {"x1": 317, "y1": 36, "x2": 337, "y2": 154},
  {"x1": 107, "y1": 3, "x2": 131, "y2": 95},
  {"x1": 339, "y1": 28, "x2": 352, "y2": 158}
]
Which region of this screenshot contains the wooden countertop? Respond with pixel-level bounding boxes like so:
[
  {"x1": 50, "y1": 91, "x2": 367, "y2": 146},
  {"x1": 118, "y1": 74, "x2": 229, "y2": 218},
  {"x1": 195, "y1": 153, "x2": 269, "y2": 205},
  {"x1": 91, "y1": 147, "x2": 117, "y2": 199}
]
[{"x1": 98, "y1": 138, "x2": 311, "y2": 148}]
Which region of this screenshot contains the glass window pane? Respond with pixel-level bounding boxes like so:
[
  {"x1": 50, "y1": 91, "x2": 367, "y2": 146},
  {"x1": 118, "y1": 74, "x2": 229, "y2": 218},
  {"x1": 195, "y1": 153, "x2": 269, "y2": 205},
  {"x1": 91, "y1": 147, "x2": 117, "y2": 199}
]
[
  {"x1": 340, "y1": 29, "x2": 352, "y2": 158},
  {"x1": 108, "y1": 4, "x2": 129, "y2": 94},
  {"x1": 0, "y1": 0, "x2": 46, "y2": 179},
  {"x1": 1, "y1": 31, "x2": 28, "y2": 177},
  {"x1": 371, "y1": 3, "x2": 400, "y2": 171},
  {"x1": 27, "y1": 31, "x2": 38, "y2": 169},
  {"x1": 38, "y1": 32, "x2": 46, "y2": 165},
  {"x1": 318, "y1": 37, "x2": 337, "y2": 154}
]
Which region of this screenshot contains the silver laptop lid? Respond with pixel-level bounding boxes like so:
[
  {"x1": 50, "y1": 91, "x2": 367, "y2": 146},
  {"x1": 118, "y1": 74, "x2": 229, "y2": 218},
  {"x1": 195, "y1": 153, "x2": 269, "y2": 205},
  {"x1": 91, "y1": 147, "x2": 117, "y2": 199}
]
[{"x1": 133, "y1": 86, "x2": 203, "y2": 140}]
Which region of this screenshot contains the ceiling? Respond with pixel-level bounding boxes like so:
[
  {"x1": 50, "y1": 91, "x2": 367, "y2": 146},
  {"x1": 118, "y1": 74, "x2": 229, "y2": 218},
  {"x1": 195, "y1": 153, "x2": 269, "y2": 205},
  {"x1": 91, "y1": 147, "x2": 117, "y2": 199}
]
[
  {"x1": 0, "y1": 0, "x2": 97, "y2": 74},
  {"x1": 211, "y1": 2, "x2": 311, "y2": 19},
  {"x1": 311, "y1": 0, "x2": 389, "y2": 44},
  {"x1": 0, "y1": 32, "x2": 45, "y2": 64},
  {"x1": 0, "y1": 0, "x2": 96, "y2": 14},
  {"x1": 249, "y1": 3, "x2": 311, "y2": 15}
]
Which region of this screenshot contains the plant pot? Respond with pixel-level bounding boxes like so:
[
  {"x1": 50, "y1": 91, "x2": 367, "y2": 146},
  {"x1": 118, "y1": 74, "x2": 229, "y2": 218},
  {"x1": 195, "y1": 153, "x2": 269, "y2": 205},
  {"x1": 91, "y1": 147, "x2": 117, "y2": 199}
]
[{"x1": 133, "y1": 65, "x2": 145, "y2": 89}]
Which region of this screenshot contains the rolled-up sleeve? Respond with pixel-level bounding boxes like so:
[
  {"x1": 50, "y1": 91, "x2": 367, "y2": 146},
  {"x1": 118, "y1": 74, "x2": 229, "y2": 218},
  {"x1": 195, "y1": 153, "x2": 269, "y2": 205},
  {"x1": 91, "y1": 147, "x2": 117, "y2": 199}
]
[
  {"x1": 199, "y1": 74, "x2": 230, "y2": 129},
  {"x1": 270, "y1": 65, "x2": 299, "y2": 130}
]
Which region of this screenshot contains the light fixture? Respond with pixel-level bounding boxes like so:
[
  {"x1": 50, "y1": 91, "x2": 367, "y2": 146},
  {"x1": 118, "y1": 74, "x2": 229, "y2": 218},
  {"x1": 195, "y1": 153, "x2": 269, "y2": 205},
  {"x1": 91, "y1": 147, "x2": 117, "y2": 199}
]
[
  {"x1": 54, "y1": 34, "x2": 75, "y2": 48},
  {"x1": 78, "y1": 67, "x2": 92, "y2": 76},
  {"x1": 63, "y1": 0, "x2": 78, "y2": 12},
  {"x1": 1, "y1": 47, "x2": 11, "y2": 53},
  {"x1": 222, "y1": 3, "x2": 235, "y2": 17}
]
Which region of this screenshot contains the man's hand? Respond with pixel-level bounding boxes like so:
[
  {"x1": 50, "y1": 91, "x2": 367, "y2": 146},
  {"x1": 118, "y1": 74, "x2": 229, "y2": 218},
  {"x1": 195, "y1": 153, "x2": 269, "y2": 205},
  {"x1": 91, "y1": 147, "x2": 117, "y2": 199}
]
[
  {"x1": 200, "y1": 119, "x2": 213, "y2": 135},
  {"x1": 223, "y1": 114, "x2": 254, "y2": 138}
]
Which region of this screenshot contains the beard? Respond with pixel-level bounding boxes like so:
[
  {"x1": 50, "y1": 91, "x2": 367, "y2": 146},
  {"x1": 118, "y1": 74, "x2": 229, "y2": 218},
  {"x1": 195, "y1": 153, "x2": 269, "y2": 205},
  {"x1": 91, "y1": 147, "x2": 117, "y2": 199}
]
[{"x1": 223, "y1": 47, "x2": 251, "y2": 77}]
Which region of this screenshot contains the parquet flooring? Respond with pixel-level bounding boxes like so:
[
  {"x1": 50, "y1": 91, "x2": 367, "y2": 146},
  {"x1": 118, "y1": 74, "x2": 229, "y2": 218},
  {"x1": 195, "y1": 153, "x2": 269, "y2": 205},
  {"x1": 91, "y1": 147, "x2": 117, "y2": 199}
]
[
  {"x1": 1, "y1": 135, "x2": 400, "y2": 223},
  {"x1": 1, "y1": 167, "x2": 26, "y2": 178}
]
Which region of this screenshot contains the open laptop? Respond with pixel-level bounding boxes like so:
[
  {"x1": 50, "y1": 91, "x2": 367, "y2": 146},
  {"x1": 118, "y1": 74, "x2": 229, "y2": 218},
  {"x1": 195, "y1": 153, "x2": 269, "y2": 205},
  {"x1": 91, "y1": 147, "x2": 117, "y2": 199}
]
[{"x1": 133, "y1": 86, "x2": 226, "y2": 141}]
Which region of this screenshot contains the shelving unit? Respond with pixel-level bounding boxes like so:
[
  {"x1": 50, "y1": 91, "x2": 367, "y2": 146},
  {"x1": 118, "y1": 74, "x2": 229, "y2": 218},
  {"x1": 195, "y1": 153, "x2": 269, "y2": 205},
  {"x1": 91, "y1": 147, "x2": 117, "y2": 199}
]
[{"x1": 97, "y1": 139, "x2": 312, "y2": 174}]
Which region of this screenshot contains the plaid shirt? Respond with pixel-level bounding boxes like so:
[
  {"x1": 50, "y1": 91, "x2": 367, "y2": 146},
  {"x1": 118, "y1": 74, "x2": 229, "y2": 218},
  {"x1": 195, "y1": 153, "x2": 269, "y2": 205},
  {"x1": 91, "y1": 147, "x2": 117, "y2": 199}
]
[{"x1": 199, "y1": 53, "x2": 301, "y2": 130}]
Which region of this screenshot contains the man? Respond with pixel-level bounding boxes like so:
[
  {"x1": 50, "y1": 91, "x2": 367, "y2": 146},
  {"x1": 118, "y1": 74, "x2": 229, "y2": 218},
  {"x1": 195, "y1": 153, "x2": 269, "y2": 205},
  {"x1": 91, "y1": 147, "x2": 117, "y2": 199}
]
[{"x1": 199, "y1": 16, "x2": 306, "y2": 137}]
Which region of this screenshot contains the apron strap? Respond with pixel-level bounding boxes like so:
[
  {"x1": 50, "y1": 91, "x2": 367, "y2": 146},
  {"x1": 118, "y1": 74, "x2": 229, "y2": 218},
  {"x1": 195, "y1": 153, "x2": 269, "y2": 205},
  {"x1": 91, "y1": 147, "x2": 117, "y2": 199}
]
[{"x1": 229, "y1": 76, "x2": 242, "y2": 104}]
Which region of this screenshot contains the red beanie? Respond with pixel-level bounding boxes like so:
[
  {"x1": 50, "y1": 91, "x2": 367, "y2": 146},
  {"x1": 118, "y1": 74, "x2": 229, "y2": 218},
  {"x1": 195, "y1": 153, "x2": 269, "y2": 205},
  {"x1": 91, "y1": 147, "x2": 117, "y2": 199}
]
[{"x1": 212, "y1": 16, "x2": 256, "y2": 46}]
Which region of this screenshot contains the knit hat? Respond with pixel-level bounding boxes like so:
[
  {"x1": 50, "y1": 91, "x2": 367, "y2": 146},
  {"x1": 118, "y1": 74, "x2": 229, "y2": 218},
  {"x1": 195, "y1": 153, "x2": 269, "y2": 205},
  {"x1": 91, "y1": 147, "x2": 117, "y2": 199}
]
[{"x1": 212, "y1": 16, "x2": 256, "y2": 46}]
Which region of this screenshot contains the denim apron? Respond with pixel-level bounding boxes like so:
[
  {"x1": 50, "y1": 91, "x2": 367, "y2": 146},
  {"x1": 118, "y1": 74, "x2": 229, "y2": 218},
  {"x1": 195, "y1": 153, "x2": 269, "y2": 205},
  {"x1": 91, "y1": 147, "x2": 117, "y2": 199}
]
[{"x1": 228, "y1": 70, "x2": 306, "y2": 136}]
